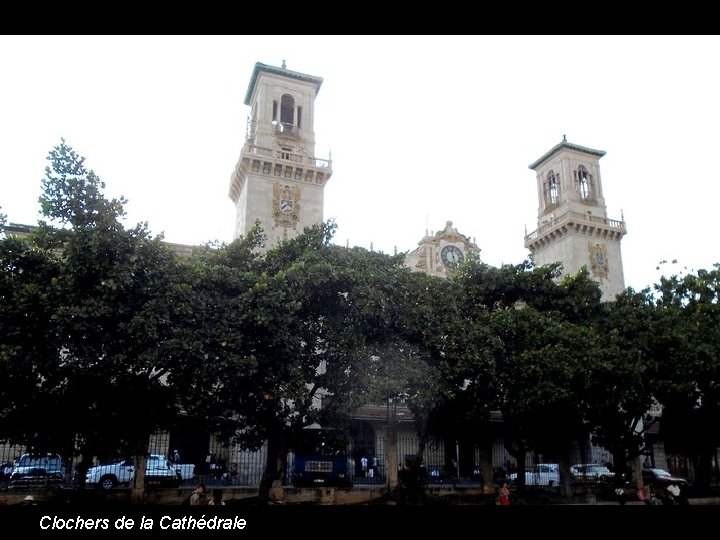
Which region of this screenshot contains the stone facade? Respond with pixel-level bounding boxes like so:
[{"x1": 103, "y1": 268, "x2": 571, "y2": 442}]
[
  {"x1": 404, "y1": 221, "x2": 481, "y2": 278},
  {"x1": 228, "y1": 62, "x2": 332, "y2": 251},
  {"x1": 524, "y1": 137, "x2": 627, "y2": 301}
]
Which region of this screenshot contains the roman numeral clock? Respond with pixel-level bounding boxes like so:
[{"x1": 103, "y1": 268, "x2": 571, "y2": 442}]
[
  {"x1": 404, "y1": 221, "x2": 480, "y2": 278},
  {"x1": 440, "y1": 244, "x2": 464, "y2": 268}
]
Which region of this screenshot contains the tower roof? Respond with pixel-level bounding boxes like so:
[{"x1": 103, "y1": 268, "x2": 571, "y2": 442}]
[
  {"x1": 528, "y1": 137, "x2": 606, "y2": 171},
  {"x1": 244, "y1": 62, "x2": 324, "y2": 105}
]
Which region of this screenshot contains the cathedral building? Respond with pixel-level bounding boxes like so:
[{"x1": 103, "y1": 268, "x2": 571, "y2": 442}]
[
  {"x1": 2, "y1": 61, "x2": 631, "y2": 489},
  {"x1": 227, "y1": 63, "x2": 627, "y2": 300},
  {"x1": 224, "y1": 62, "x2": 629, "y2": 483}
]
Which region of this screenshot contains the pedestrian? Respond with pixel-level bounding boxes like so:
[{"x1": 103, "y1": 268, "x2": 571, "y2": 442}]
[
  {"x1": 614, "y1": 486, "x2": 626, "y2": 505},
  {"x1": 189, "y1": 483, "x2": 207, "y2": 505},
  {"x1": 642, "y1": 485, "x2": 662, "y2": 505},
  {"x1": 208, "y1": 488, "x2": 225, "y2": 506},
  {"x1": 360, "y1": 455, "x2": 368, "y2": 477},
  {"x1": 666, "y1": 483, "x2": 687, "y2": 505},
  {"x1": 498, "y1": 481, "x2": 511, "y2": 505}
]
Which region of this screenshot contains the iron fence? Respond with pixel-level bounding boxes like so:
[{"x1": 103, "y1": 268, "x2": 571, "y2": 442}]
[{"x1": 0, "y1": 431, "x2": 634, "y2": 490}]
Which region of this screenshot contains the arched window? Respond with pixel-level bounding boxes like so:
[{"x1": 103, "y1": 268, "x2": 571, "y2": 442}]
[
  {"x1": 545, "y1": 170, "x2": 559, "y2": 205},
  {"x1": 577, "y1": 165, "x2": 592, "y2": 200},
  {"x1": 280, "y1": 94, "x2": 295, "y2": 125}
]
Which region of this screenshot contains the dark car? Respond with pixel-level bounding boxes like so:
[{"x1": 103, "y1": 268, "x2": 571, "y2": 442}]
[
  {"x1": 642, "y1": 468, "x2": 688, "y2": 488},
  {"x1": 8, "y1": 466, "x2": 64, "y2": 488},
  {"x1": 9, "y1": 453, "x2": 66, "y2": 487},
  {"x1": 0, "y1": 461, "x2": 15, "y2": 482}
]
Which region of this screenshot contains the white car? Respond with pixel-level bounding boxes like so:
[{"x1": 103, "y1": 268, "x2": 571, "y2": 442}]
[
  {"x1": 571, "y1": 463, "x2": 614, "y2": 483},
  {"x1": 86, "y1": 454, "x2": 182, "y2": 490},
  {"x1": 509, "y1": 463, "x2": 560, "y2": 486}
]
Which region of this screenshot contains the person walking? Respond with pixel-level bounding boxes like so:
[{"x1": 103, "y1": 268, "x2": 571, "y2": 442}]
[
  {"x1": 498, "y1": 481, "x2": 511, "y2": 505},
  {"x1": 189, "y1": 483, "x2": 207, "y2": 505}
]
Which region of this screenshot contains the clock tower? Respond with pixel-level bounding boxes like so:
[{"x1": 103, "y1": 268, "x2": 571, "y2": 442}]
[
  {"x1": 405, "y1": 221, "x2": 481, "y2": 278},
  {"x1": 524, "y1": 137, "x2": 627, "y2": 301},
  {"x1": 229, "y1": 62, "x2": 333, "y2": 250}
]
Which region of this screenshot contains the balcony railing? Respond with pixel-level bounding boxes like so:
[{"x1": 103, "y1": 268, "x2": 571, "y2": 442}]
[
  {"x1": 243, "y1": 143, "x2": 331, "y2": 169},
  {"x1": 525, "y1": 210, "x2": 626, "y2": 243}
]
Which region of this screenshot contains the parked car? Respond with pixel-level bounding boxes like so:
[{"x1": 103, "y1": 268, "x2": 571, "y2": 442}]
[
  {"x1": 571, "y1": 463, "x2": 614, "y2": 483},
  {"x1": 509, "y1": 463, "x2": 560, "y2": 486},
  {"x1": 9, "y1": 466, "x2": 65, "y2": 488},
  {"x1": 9, "y1": 453, "x2": 66, "y2": 487},
  {"x1": 0, "y1": 461, "x2": 15, "y2": 483},
  {"x1": 642, "y1": 468, "x2": 688, "y2": 489},
  {"x1": 86, "y1": 454, "x2": 184, "y2": 490}
]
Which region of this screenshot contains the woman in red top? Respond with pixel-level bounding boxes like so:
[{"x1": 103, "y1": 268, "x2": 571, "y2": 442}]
[{"x1": 498, "y1": 482, "x2": 511, "y2": 505}]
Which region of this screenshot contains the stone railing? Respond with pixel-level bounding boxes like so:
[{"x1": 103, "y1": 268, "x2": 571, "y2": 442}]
[
  {"x1": 243, "y1": 143, "x2": 331, "y2": 169},
  {"x1": 525, "y1": 210, "x2": 626, "y2": 242}
]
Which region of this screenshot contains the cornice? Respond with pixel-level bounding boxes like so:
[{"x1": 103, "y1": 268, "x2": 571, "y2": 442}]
[
  {"x1": 244, "y1": 62, "x2": 324, "y2": 105},
  {"x1": 529, "y1": 138, "x2": 606, "y2": 171}
]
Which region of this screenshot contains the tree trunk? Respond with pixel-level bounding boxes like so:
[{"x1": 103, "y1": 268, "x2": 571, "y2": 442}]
[
  {"x1": 612, "y1": 449, "x2": 628, "y2": 505},
  {"x1": 612, "y1": 449, "x2": 627, "y2": 484},
  {"x1": 130, "y1": 454, "x2": 148, "y2": 505},
  {"x1": 257, "y1": 436, "x2": 286, "y2": 505},
  {"x1": 480, "y1": 436, "x2": 494, "y2": 494},
  {"x1": 695, "y1": 446, "x2": 714, "y2": 489},
  {"x1": 559, "y1": 454, "x2": 573, "y2": 497},
  {"x1": 75, "y1": 454, "x2": 92, "y2": 492},
  {"x1": 511, "y1": 441, "x2": 527, "y2": 491},
  {"x1": 130, "y1": 440, "x2": 150, "y2": 505},
  {"x1": 386, "y1": 400, "x2": 398, "y2": 490}
]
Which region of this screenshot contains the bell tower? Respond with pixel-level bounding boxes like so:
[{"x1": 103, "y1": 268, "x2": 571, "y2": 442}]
[
  {"x1": 229, "y1": 61, "x2": 332, "y2": 250},
  {"x1": 524, "y1": 137, "x2": 627, "y2": 301}
]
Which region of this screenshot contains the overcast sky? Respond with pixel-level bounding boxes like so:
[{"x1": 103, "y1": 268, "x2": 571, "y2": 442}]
[{"x1": 1, "y1": 35, "x2": 718, "y2": 292}]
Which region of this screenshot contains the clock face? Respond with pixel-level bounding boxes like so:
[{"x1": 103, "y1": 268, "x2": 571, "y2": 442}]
[{"x1": 441, "y1": 245, "x2": 464, "y2": 268}]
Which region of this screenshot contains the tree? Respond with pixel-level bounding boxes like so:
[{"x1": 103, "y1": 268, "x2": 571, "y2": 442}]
[
  {"x1": 178, "y1": 222, "x2": 401, "y2": 503},
  {"x1": 581, "y1": 289, "x2": 658, "y2": 490},
  {"x1": 651, "y1": 264, "x2": 720, "y2": 490},
  {"x1": 0, "y1": 233, "x2": 65, "y2": 454},
  {"x1": 0, "y1": 140, "x2": 194, "y2": 503},
  {"x1": 454, "y1": 260, "x2": 602, "y2": 494}
]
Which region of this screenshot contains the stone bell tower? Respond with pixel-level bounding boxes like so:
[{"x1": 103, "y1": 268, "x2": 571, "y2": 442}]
[
  {"x1": 229, "y1": 61, "x2": 333, "y2": 250},
  {"x1": 524, "y1": 137, "x2": 627, "y2": 301}
]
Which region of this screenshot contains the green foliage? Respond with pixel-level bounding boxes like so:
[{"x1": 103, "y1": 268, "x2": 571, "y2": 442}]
[
  {"x1": 581, "y1": 290, "x2": 658, "y2": 464},
  {"x1": 39, "y1": 138, "x2": 128, "y2": 229},
  {"x1": 0, "y1": 235, "x2": 66, "y2": 454},
  {"x1": 650, "y1": 264, "x2": 720, "y2": 487},
  {"x1": 6, "y1": 139, "x2": 720, "y2": 496},
  {"x1": 0, "y1": 140, "x2": 190, "y2": 465}
]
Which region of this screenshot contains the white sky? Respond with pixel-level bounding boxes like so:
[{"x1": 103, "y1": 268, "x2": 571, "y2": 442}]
[{"x1": 1, "y1": 35, "x2": 718, "y2": 292}]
